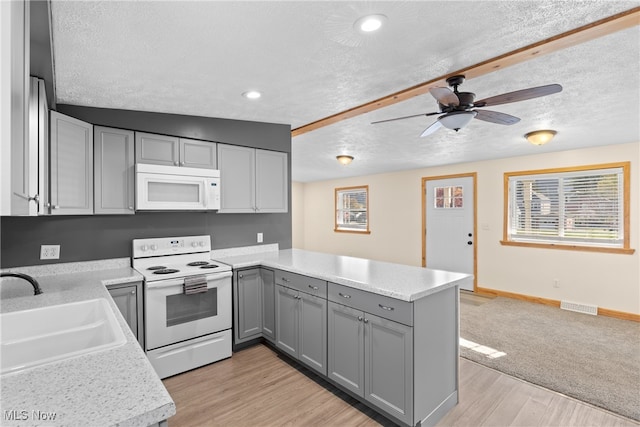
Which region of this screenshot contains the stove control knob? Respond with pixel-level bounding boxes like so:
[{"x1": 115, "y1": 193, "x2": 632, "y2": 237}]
[
  {"x1": 140, "y1": 245, "x2": 149, "y2": 252},
  {"x1": 199, "y1": 241, "x2": 205, "y2": 247},
  {"x1": 191, "y1": 242, "x2": 199, "y2": 248},
  {"x1": 150, "y1": 244, "x2": 158, "y2": 251}
]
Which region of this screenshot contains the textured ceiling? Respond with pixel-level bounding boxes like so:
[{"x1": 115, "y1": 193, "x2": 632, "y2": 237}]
[{"x1": 50, "y1": 1, "x2": 640, "y2": 182}]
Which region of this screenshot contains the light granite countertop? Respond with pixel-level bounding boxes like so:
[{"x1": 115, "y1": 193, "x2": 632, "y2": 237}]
[
  {"x1": 213, "y1": 248, "x2": 472, "y2": 302},
  {"x1": 0, "y1": 263, "x2": 175, "y2": 427}
]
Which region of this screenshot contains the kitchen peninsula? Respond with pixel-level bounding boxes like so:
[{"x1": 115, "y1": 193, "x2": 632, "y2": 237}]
[{"x1": 213, "y1": 247, "x2": 472, "y2": 427}]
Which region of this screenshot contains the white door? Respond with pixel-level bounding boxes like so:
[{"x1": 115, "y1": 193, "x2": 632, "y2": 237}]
[{"x1": 425, "y1": 175, "x2": 475, "y2": 291}]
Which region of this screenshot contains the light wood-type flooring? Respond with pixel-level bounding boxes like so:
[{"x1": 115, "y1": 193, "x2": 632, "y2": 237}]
[{"x1": 162, "y1": 343, "x2": 638, "y2": 427}]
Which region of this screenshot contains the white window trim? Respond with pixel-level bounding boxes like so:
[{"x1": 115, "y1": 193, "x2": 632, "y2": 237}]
[{"x1": 334, "y1": 185, "x2": 370, "y2": 234}]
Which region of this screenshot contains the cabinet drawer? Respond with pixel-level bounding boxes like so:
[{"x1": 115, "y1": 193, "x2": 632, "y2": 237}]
[
  {"x1": 275, "y1": 270, "x2": 327, "y2": 298},
  {"x1": 328, "y1": 282, "x2": 413, "y2": 326}
]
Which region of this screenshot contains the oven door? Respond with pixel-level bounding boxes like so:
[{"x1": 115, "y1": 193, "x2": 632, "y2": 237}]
[{"x1": 145, "y1": 271, "x2": 231, "y2": 350}]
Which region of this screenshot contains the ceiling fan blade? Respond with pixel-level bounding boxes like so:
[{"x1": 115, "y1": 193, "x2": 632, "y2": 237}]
[
  {"x1": 371, "y1": 111, "x2": 439, "y2": 125},
  {"x1": 429, "y1": 87, "x2": 459, "y2": 106},
  {"x1": 474, "y1": 84, "x2": 562, "y2": 107},
  {"x1": 474, "y1": 109, "x2": 521, "y2": 125},
  {"x1": 420, "y1": 120, "x2": 443, "y2": 137}
]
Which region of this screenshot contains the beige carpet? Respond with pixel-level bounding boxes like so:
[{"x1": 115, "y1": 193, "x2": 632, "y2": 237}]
[{"x1": 459, "y1": 296, "x2": 640, "y2": 421}]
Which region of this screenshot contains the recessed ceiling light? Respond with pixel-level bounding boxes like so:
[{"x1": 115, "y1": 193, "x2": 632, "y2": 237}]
[
  {"x1": 354, "y1": 14, "x2": 387, "y2": 33},
  {"x1": 242, "y1": 90, "x2": 261, "y2": 99}
]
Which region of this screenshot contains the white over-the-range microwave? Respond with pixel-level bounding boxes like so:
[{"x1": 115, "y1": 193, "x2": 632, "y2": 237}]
[{"x1": 135, "y1": 163, "x2": 220, "y2": 211}]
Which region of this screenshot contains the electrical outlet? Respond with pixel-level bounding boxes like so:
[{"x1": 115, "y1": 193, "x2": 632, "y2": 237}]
[
  {"x1": 40, "y1": 245, "x2": 60, "y2": 260},
  {"x1": 257, "y1": 233, "x2": 264, "y2": 243}
]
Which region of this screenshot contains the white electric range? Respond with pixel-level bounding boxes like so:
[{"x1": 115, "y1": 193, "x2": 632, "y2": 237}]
[{"x1": 132, "y1": 235, "x2": 232, "y2": 379}]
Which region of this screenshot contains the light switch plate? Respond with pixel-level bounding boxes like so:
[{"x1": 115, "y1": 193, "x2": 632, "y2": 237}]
[{"x1": 40, "y1": 245, "x2": 60, "y2": 260}]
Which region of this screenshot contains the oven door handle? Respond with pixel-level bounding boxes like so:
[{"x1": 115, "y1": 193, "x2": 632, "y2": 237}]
[{"x1": 146, "y1": 271, "x2": 232, "y2": 289}]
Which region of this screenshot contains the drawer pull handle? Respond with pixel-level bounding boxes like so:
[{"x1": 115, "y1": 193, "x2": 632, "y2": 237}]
[
  {"x1": 282, "y1": 277, "x2": 291, "y2": 283},
  {"x1": 338, "y1": 292, "x2": 351, "y2": 299},
  {"x1": 308, "y1": 285, "x2": 319, "y2": 290},
  {"x1": 357, "y1": 316, "x2": 363, "y2": 322},
  {"x1": 363, "y1": 318, "x2": 369, "y2": 324},
  {"x1": 378, "y1": 304, "x2": 395, "y2": 311},
  {"x1": 238, "y1": 274, "x2": 243, "y2": 278}
]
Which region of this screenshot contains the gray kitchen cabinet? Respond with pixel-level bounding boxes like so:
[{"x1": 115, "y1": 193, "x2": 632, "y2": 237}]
[
  {"x1": 327, "y1": 294, "x2": 413, "y2": 425},
  {"x1": 234, "y1": 268, "x2": 262, "y2": 342},
  {"x1": 49, "y1": 111, "x2": 94, "y2": 215},
  {"x1": 107, "y1": 281, "x2": 144, "y2": 348},
  {"x1": 255, "y1": 149, "x2": 288, "y2": 213},
  {"x1": 217, "y1": 144, "x2": 288, "y2": 213},
  {"x1": 135, "y1": 132, "x2": 216, "y2": 169},
  {"x1": 94, "y1": 126, "x2": 135, "y2": 214},
  {"x1": 261, "y1": 268, "x2": 276, "y2": 342},
  {"x1": 275, "y1": 284, "x2": 327, "y2": 375}
]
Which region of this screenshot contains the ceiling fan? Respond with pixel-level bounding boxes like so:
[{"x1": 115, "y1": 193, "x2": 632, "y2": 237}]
[{"x1": 372, "y1": 75, "x2": 562, "y2": 137}]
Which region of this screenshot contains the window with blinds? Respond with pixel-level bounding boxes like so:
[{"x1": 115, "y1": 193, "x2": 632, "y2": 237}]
[
  {"x1": 505, "y1": 163, "x2": 630, "y2": 250},
  {"x1": 335, "y1": 186, "x2": 370, "y2": 233}
]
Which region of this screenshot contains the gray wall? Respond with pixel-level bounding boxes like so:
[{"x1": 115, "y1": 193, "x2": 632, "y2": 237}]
[{"x1": 1, "y1": 106, "x2": 292, "y2": 268}]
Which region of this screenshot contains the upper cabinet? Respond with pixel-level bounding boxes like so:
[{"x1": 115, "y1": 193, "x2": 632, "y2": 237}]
[
  {"x1": 94, "y1": 126, "x2": 135, "y2": 215},
  {"x1": 217, "y1": 144, "x2": 288, "y2": 213},
  {"x1": 135, "y1": 132, "x2": 216, "y2": 169},
  {"x1": 49, "y1": 111, "x2": 93, "y2": 215}
]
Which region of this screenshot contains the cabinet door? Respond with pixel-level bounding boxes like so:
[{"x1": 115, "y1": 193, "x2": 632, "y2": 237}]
[
  {"x1": 135, "y1": 132, "x2": 180, "y2": 166},
  {"x1": 275, "y1": 285, "x2": 299, "y2": 358},
  {"x1": 50, "y1": 111, "x2": 93, "y2": 215},
  {"x1": 108, "y1": 283, "x2": 143, "y2": 347},
  {"x1": 328, "y1": 301, "x2": 364, "y2": 397},
  {"x1": 235, "y1": 268, "x2": 262, "y2": 341},
  {"x1": 299, "y1": 292, "x2": 327, "y2": 375},
  {"x1": 217, "y1": 144, "x2": 255, "y2": 213},
  {"x1": 261, "y1": 268, "x2": 276, "y2": 342},
  {"x1": 179, "y1": 138, "x2": 216, "y2": 169},
  {"x1": 255, "y1": 150, "x2": 288, "y2": 213},
  {"x1": 364, "y1": 313, "x2": 413, "y2": 425},
  {"x1": 94, "y1": 126, "x2": 135, "y2": 214}
]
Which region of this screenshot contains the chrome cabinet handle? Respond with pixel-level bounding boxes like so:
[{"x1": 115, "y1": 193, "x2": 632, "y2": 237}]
[
  {"x1": 131, "y1": 290, "x2": 135, "y2": 295},
  {"x1": 308, "y1": 285, "x2": 319, "y2": 290},
  {"x1": 295, "y1": 295, "x2": 301, "y2": 300},
  {"x1": 282, "y1": 277, "x2": 290, "y2": 283},
  {"x1": 363, "y1": 318, "x2": 369, "y2": 324},
  {"x1": 238, "y1": 274, "x2": 243, "y2": 278},
  {"x1": 357, "y1": 316, "x2": 363, "y2": 322},
  {"x1": 128, "y1": 206, "x2": 134, "y2": 210},
  {"x1": 378, "y1": 304, "x2": 394, "y2": 311},
  {"x1": 338, "y1": 292, "x2": 351, "y2": 299},
  {"x1": 180, "y1": 161, "x2": 185, "y2": 166},
  {"x1": 52, "y1": 205, "x2": 60, "y2": 209},
  {"x1": 174, "y1": 161, "x2": 179, "y2": 166}
]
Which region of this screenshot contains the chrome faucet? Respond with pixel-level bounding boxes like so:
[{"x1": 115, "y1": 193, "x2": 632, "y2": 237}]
[{"x1": 0, "y1": 272, "x2": 43, "y2": 295}]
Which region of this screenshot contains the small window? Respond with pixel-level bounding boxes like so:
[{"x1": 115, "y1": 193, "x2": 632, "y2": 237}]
[
  {"x1": 434, "y1": 186, "x2": 464, "y2": 208},
  {"x1": 502, "y1": 162, "x2": 634, "y2": 254},
  {"x1": 335, "y1": 186, "x2": 370, "y2": 234}
]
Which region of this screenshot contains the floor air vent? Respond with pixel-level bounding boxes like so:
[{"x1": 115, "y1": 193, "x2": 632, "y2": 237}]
[{"x1": 560, "y1": 300, "x2": 598, "y2": 316}]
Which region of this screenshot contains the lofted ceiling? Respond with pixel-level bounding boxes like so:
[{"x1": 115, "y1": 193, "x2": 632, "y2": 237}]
[{"x1": 49, "y1": 1, "x2": 640, "y2": 182}]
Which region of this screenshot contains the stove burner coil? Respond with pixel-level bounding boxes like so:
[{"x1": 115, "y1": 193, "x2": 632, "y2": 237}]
[
  {"x1": 187, "y1": 261, "x2": 210, "y2": 267},
  {"x1": 153, "y1": 268, "x2": 180, "y2": 275},
  {"x1": 147, "y1": 266, "x2": 167, "y2": 270},
  {"x1": 200, "y1": 264, "x2": 219, "y2": 269}
]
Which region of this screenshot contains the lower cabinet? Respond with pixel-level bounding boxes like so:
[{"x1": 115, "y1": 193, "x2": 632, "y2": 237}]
[
  {"x1": 328, "y1": 301, "x2": 413, "y2": 425},
  {"x1": 107, "y1": 281, "x2": 144, "y2": 348},
  {"x1": 234, "y1": 267, "x2": 275, "y2": 344},
  {"x1": 275, "y1": 284, "x2": 327, "y2": 375}
]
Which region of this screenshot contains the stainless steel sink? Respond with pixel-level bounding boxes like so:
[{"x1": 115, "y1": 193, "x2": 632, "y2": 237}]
[{"x1": 1, "y1": 298, "x2": 126, "y2": 375}]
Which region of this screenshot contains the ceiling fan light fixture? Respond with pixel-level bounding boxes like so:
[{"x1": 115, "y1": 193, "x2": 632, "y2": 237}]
[
  {"x1": 438, "y1": 111, "x2": 477, "y2": 131},
  {"x1": 336, "y1": 155, "x2": 354, "y2": 165},
  {"x1": 525, "y1": 130, "x2": 557, "y2": 146},
  {"x1": 354, "y1": 14, "x2": 387, "y2": 33}
]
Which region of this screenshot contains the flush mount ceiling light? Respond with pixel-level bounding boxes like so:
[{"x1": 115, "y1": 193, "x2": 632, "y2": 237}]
[
  {"x1": 242, "y1": 90, "x2": 261, "y2": 99},
  {"x1": 336, "y1": 155, "x2": 354, "y2": 165},
  {"x1": 354, "y1": 14, "x2": 387, "y2": 33},
  {"x1": 438, "y1": 111, "x2": 478, "y2": 131},
  {"x1": 525, "y1": 130, "x2": 557, "y2": 146}
]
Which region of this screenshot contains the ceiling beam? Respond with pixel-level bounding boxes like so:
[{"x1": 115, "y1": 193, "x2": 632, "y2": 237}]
[{"x1": 292, "y1": 7, "x2": 640, "y2": 138}]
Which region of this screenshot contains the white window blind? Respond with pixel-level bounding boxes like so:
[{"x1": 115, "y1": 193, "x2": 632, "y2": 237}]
[
  {"x1": 335, "y1": 187, "x2": 369, "y2": 232},
  {"x1": 508, "y1": 167, "x2": 624, "y2": 247}
]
